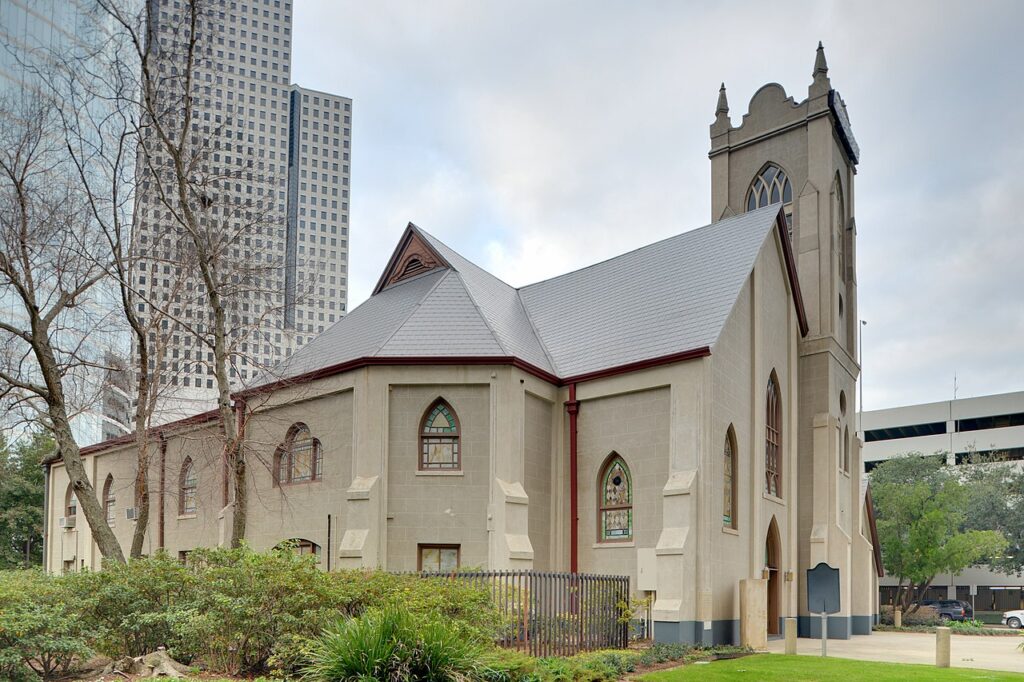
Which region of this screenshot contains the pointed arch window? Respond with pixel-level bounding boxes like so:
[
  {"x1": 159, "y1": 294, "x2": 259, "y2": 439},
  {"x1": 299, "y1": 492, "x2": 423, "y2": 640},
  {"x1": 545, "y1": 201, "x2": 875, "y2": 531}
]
[
  {"x1": 65, "y1": 485, "x2": 77, "y2": 518},
  {"x1": 599, "y1": 455, "x2": 633, "y2": 542},
  {"x1": 765, "y1": 373, "x2": 783, "y2": 497},
  {"x1": 420, "y1": 399, "x2": 460, "y2": 470},
  {"x1": 274, "y1": 423, "x2": 323, "y2": 485},
  {"x1": 180, "y1": 457, "x2": 197, "y2": 515},
  {"x1": 842, "y1": 426, "x2": 850, "y2": 474},
  {"x1": 747, "y1": 163, "x2": 794, "y2": 239},
  {"x1": 724, "y1": 427, "x2": 738, "y2": 529},
  {"x1": 103, "y1": 475, "x2": 115, "y2": 526},
  {"x1": 834, "y1": 177, "x2": 847, "y2": 283}
]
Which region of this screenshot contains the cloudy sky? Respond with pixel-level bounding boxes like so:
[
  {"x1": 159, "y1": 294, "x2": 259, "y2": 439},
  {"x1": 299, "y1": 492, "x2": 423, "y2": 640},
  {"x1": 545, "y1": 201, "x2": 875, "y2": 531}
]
[{"x1": 291, "y1": 1, "x2": 1024, "y2": 410}]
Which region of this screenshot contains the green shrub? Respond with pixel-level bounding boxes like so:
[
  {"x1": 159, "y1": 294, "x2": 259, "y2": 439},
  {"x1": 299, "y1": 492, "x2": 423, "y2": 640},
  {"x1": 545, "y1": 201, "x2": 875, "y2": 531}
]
[
  {"x1": 61, "y1": 552, "x2": 195, "y2": 659},
  {"x1": 171, "y1": 545, "x2": 344, "y2": 675},
  {"x1": 304, "y1": 607, "x2": 491, "y2": 681},
  {"x1": 324, "y1": 570, "x2": 503, "y2": 641},
  {"x1": 0, "y1": 570, "x2": 92, "y2": 681}
]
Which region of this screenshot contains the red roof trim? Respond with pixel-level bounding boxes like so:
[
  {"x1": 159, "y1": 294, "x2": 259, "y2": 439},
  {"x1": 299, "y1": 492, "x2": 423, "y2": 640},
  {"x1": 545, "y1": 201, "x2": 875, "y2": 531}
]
[
  {"x1": 78, "y1": 408, "x2": 220, "y2": 456},
  {"x1": 76, "y1": 348, "x2": 715, "y2": 457},
  {"x1": 774, "y1": 207, "x2": 810, "y2": 337}
]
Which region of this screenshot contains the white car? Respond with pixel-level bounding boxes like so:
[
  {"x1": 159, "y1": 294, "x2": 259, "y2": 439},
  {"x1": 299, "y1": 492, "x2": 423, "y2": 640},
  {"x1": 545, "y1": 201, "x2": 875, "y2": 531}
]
[{"x1": 1003, "y1": 610, "x2": 1023, "y2": 629}]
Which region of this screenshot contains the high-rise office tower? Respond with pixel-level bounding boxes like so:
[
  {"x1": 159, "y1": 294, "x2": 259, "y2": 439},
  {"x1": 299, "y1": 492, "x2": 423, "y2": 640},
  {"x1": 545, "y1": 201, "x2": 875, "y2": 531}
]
[
  {"x1": 136, "y1": 0, "x2": 351, "y2": 419},
  {"x1": 0, "y1": 0, "x2": 133, "y2": 445}
]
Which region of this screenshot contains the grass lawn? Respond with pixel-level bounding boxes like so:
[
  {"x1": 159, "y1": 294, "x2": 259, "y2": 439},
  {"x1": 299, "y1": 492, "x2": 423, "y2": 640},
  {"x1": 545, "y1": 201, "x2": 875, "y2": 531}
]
[{"x1": 638, "y1": 654, "x2": 1024, "y2": 681}]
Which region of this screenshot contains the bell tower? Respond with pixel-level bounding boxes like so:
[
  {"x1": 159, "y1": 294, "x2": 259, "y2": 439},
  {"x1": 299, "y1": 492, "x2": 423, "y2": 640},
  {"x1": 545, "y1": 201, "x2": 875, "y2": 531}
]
[{"x1": 709, "y1": 43, "x2": 874, "y2": 638}]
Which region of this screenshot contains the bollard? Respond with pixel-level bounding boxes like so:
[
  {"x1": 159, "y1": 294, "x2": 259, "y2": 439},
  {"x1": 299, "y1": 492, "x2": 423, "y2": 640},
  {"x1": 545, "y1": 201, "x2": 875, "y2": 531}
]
[
  {"x1": 784, "y1": 617, "x2": 798, "y2": 655},
  {"x1": 936, "y1": 626, "x2": 950, "y2": 668},
  {"x1": 894, "y1": 608, "x2": 902, "y2": 628}
]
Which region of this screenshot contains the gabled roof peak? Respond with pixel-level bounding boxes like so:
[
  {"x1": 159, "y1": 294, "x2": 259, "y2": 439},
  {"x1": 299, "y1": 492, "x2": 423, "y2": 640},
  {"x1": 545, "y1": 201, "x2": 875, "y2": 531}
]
[{"x1": 373, "y1": 223, "x2": 452, "y2": 294}]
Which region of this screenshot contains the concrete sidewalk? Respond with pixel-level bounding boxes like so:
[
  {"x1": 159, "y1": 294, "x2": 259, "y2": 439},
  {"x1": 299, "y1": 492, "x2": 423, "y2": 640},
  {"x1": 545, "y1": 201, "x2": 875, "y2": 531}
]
[{"x1": 766, "y1": 630, "x2": 1024, "y2": 674}]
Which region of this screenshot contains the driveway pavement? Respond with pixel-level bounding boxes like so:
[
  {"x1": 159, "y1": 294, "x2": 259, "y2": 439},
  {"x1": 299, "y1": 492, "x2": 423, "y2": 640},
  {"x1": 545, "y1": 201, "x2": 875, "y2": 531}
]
[{"x1": 766, "y1": 630, "x2": 1024, "y2": 674}]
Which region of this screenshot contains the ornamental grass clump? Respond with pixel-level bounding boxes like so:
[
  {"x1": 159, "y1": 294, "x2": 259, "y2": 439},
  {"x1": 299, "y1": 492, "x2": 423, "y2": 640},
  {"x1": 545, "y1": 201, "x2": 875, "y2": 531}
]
[{"x1": 303, "y1": 607, "x2": 491, "y2": 682}]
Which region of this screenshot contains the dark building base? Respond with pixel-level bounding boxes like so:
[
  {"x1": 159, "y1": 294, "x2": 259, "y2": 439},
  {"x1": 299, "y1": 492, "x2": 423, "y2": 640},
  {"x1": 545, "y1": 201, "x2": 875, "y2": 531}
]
[{"x1": 654, "y1": 620, "x2": 739, "y2": 645}]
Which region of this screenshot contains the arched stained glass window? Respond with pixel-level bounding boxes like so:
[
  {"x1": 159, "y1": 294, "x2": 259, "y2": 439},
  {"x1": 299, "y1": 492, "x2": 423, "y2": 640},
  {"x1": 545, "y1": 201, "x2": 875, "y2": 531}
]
[
  {"x1": 747, "y1": 163, "x2": 794, "y2": 239},
  {"x1": 599, "y1": 455, "x2": 632, "y2": 542},
  {"x1": 724, "y1": 427, "x2": 737, "y2": 529},
  {"x1": 180, "y1": 457, "x2": 197, "y2": 515},
  {"x1": 275, "y1": 423, "x2": 323, "y2": 485},
  {"x1": 420, "y1": 399, "x2": 460, "y2": 470},
  {"x1": 103, "y1": 475, "x2": 115, "y2": 525},
  {"x1": 765, "y1": 372, "x2": 782, "y2": 497}
]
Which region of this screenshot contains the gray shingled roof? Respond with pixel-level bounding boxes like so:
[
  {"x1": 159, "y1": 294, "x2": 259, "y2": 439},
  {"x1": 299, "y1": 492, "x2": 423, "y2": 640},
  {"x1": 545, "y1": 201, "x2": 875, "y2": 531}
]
[{"x1": 263, "y1": 205, "x2": 785, "y2": 384}]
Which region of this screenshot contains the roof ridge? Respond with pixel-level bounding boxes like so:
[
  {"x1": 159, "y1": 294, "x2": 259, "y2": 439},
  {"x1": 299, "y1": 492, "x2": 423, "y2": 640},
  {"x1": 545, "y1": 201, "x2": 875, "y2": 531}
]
[
  {"x1": 519, "y1": 204, "x2": 781, "y2": 291},
  {"x1": 368, "y1": 269, "x2": 454, "y2": 357},
  {"x1": 414, "y1": 225, "x2": 518, "y2": 290},
  {"x1": 447, "y1": 269, "x2": 513, "y2": 356},
  {"x1": 516, "y1": 289, "x2": 560, "y2": 374}
]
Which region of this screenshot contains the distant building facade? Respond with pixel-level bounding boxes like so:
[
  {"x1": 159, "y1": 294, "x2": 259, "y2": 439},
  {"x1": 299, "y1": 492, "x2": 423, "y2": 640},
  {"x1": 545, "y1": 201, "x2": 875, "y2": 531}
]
[
  {"x1": 136, "y1": 0, "x2": 352, "y2": 420},
  {"x1": 0, "y1": 0, "x2": 132, "y2": 446},
  {"x1": 864, "y1": 391, "x2": 1024, "y2": 616},
  {"x1": 44, "y1": 45, "x2": 880, "y2": 646}
]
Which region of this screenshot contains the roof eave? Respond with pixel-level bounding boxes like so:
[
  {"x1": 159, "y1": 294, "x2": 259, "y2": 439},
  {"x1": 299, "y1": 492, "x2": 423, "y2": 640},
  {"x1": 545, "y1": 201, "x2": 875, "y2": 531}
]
[{"x1": 773, "y1": 207, "x2": 810, "y2": 336}]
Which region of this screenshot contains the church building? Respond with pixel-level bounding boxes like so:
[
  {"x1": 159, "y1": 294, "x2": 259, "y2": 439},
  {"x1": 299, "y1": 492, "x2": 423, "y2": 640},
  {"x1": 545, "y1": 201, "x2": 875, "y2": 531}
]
[{"x1": 43, "y1": 44, "x2": 881, "y2": 645}]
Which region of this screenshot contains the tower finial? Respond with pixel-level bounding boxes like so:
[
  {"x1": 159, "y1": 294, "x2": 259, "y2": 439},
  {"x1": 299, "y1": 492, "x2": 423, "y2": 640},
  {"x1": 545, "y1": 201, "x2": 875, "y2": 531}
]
[
  {"x1": 716, "y1": 82, "x2": 729, "y2": 116},
  {"x1": 813, "y1": 41, "x2": 828, "y2": 78}
]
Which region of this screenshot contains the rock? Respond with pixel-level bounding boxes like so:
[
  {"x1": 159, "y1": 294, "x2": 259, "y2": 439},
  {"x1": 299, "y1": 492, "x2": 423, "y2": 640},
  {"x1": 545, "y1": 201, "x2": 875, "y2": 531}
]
[{"x1": 138, "y1": 649, "x2": 190, "y2": 678}]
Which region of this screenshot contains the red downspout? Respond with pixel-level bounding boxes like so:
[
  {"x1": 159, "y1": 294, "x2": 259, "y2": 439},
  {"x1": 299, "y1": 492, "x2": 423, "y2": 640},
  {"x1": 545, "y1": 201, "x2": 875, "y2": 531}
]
[
  {"x1": 158, "y1": 433, "x2": 166, "y2": 551},
  {"x1": 565, "y1": 384, "x2": 580, "y2": 573}
]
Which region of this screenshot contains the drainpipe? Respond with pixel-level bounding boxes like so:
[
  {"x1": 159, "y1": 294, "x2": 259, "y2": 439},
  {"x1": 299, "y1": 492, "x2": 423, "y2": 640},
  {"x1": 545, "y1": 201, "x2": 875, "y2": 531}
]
[
  {"x1": 41, "y1": 460, "x2": 51, "y2": 570},
  {"x1": 158, "y1": 433, "x2": 167, "y2": 551},
  {"x1": 565, "y1": 384, "x2": 580, "y2": 573}
]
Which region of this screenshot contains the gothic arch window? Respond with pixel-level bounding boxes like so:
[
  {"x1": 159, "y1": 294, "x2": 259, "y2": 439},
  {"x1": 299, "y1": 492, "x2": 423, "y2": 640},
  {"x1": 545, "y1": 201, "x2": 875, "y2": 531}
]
[
  {"x1": 598, "y1": 454, "x2": 633, "y2": 542},
  {"x1": 180, "y1": 457, "x2": 197, "y2": 515},
  {"x1": 842, "y1": 426, "x2": 851, "y2": 474},
  {"x1": 747, "y1": 163, "x2": 794, "y2": 239},
  {"x1": 65, "y1": 484, "x2": 77, "y2": 518},
  {"x1": 103, "y1": 475, "x2": 115, "y2": 525},
  {"x1": 834, "y1": 175, "x2": 846, "y2": 283},
  {"x1": 274, "y1": 423, "x2": 323, "y2": 485},
  {"x1": 765, "y1": 372, "x2": 783, "y2": 497},
  {"x1": 724, "y1": 426, "x2": 738, "y2": 529},
  {"x1": 419, "y1": 399, "x2": 461, "y2": 471},
  {"x1": 276, "y1": 538, "x2": 321, "y2": 558}
]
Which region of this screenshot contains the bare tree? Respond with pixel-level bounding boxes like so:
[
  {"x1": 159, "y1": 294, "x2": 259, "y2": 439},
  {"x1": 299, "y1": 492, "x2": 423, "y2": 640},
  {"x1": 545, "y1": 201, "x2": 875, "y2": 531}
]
[
  {"x1": 0, "y1": 96, "x2": 126, "y2": 563},
  {"x1": 95, "y1": 0, "x2": 314, "y2": 547}
]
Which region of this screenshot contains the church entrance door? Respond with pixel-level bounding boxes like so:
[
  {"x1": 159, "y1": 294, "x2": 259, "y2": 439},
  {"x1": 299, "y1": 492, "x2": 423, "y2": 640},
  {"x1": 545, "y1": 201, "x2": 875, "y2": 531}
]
[{"x1": 765, "y1": 518, "x2": 781, "y2": 635}]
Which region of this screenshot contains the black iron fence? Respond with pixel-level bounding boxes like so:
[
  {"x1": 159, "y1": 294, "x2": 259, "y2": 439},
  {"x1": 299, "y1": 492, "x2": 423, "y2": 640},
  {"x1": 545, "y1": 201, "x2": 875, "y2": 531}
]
[{"x1": 416, "y1": 570, "x2": 631, "y2": 657}]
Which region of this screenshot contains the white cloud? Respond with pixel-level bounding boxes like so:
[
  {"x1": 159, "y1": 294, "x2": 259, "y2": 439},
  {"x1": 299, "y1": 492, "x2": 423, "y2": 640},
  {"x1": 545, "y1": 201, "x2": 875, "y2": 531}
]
[{"x1": 294, "y1": 0, "x2": 1024, "y2": 408}]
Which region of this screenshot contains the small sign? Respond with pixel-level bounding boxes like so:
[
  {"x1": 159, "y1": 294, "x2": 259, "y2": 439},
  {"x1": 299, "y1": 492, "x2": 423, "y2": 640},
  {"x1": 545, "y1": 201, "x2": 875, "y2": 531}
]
[
  {"x1": 969, "y1": 585, "x2": 978, "y2": 596},
  {"x1": 806, "y1": 562, "x2": 841, "y2": 615}
]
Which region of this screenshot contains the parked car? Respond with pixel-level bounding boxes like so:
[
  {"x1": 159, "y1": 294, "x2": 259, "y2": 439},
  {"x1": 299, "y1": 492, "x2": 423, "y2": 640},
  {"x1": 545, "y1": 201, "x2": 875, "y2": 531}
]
[
  {"x1": 1003, "y1": 609, "x2": 1023, "y2": 629},
  {"x1": 921, "y1": 598, "x2": 974, "y2": 618},
  {"x1": 917, "y1": 599, "x2": 966, "y2": 622}
]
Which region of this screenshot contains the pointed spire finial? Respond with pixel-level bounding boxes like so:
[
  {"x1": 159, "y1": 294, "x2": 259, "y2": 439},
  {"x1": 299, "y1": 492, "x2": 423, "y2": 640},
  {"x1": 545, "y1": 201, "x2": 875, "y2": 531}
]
[
  {"x1": 814, "y1": 41, "x2": 828, "y2": 78},
  {"x1": 716, "y1": 82, "x2": 729, "y2": 116}
]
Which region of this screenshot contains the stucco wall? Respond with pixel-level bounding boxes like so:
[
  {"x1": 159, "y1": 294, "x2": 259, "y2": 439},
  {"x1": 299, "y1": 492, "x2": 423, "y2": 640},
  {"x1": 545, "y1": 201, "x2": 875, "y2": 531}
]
[
  {"x1": 524, "y1": 392, "x2": 554, "y2": 570},
  {"x1": 386, "y1": 384, "x2": 490, "y2": 571},
  {"x1": 241, "y1": 390, "x2": 354, "y2": 563},
  {"x1": 575, "y1": 387, "x2": 671, "y2": 585}
]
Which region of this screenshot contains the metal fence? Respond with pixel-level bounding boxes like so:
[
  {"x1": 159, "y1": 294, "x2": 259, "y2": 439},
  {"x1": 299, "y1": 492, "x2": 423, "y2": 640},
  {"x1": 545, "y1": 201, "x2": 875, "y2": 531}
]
[{"x1": 416, "y1": 570, "x2": 631, "y2": 657}]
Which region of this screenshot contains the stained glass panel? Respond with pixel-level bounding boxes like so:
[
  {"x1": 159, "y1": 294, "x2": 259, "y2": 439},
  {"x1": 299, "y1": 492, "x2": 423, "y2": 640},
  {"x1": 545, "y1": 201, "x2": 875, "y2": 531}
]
[
  {"x1": 422, "y1": 438, "x2": 459, "y2": 469},
  {"x1": 420, "y1": 401, "x2": 460, "y2": 470},
  {"x1": 724, "y1": 435, "x2": 734, "y2": 527},
  {"x1": 599, "y1": 457, "x2": 633, "y2": 541}
]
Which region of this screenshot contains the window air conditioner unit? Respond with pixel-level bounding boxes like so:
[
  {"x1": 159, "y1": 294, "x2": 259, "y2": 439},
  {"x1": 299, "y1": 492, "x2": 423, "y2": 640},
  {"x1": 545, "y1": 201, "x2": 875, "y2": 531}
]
[
  {"x1": 59, "y1": 516, "x2": 76, "y2": 529},
  {"x1": 126, "y1": 507, "x2": 139, "y2": 521}
]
